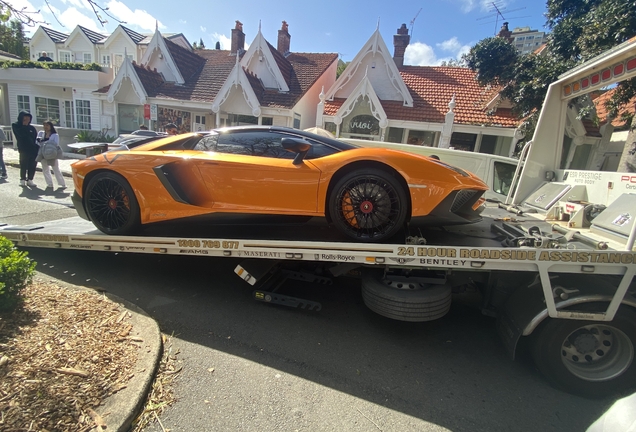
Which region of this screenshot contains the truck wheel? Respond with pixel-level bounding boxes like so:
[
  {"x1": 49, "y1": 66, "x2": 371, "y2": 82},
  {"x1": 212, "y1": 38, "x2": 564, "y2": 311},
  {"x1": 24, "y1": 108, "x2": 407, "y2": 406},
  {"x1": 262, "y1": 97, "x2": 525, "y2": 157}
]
[
  {"x1": 85, "y1": 172, "x2": 141, "y2": 235},
  {"x1": 361, "y1": 274, "x2": 451, "y2": 322},
  {"x1": 531, "y1": 307, "x2": 636, "y2": 398},
  {"x1": 328, "y1": 169, "x2": 408, "y2": 242}
]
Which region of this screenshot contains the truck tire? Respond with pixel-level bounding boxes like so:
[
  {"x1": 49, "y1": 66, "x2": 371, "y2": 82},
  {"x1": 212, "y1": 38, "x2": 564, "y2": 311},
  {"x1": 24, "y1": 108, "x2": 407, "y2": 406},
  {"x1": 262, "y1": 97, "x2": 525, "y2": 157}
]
[
  {"x1": 361, "y1": 274, "x2": 452, "y2": 322},
  {"x1": 531, "y1": 307, "x2": 636, "y2": 398}
]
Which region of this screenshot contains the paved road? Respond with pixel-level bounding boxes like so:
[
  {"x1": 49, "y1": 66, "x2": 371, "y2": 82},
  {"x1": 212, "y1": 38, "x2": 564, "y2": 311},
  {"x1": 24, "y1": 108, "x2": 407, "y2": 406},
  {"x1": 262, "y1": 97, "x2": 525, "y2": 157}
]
[{"x1": 0, "y1": 164, "x2": 617, "y2": 431}]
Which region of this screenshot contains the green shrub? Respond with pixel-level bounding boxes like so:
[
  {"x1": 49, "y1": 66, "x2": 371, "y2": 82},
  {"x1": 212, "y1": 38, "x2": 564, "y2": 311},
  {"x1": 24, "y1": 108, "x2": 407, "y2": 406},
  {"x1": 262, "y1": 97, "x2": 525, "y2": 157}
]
[{"x1": 0, "y1": 236, "x2": 36, "y2": 311}]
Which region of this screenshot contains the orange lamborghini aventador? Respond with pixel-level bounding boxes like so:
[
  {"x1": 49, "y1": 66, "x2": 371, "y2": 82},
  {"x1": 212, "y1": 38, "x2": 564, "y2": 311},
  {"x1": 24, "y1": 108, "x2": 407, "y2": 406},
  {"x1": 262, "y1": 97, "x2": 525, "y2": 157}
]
[{"x1": 71, "y1": 126, "x2": 488, "y2": 242}]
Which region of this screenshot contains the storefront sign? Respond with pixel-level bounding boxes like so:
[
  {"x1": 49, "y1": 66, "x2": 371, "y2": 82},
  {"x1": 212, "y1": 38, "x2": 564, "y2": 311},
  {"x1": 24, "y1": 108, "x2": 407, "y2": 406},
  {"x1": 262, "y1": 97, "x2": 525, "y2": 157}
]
[
  {"x1": 150, "y1": 104, "x2": 157, "y2": 121},
  {"x1": 348, "y1": 115, "x2": 379, "y2": 135},
  {"x1": 144, "y1": 104, "x2": 150, "y2": 119}
]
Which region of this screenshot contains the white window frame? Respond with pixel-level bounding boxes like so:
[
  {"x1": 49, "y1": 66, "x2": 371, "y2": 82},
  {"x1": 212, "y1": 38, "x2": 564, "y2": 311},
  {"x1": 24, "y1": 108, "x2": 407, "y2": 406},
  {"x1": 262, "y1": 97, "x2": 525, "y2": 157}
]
[
  {"x1": 17, "y1": 95, "x2": 30, "y2": 113},
  {"x1": 35, "y1": 97, "x2": 61, "y2": 125},
  {"x1": 59, "y1": 50, "x2": 71, "y2": 62},
  {"x1": 76, "y1": 99, "x2": 91, "y2": 130},
  {"x1": 83, "y1": 52, "x2": 93, "y2": 64},
  {"x1": 102, "y1": 54, "x2": 111, "y2": 66},
  {"x1": 64, "y1": 100, "x2": 75, "y2": 128}
]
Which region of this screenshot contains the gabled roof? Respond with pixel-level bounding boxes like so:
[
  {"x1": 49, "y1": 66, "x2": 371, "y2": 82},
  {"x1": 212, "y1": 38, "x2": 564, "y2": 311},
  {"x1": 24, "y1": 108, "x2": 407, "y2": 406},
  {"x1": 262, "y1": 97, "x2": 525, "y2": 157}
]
[
  {"x1": 105, "y1": 55, "x2": 148, "y2": 104},
  {"x1": 593, "y1": 88, "x2": 636, "y2": 129},
  {"x1": 332, "y1": 73, "x2": 387, "y2": 127},
  {"x1": 239, "y1": 27, "x2": 291, "y2": 92},
  {"x1": 78, "y1": 26, "x2": 106, "y2": 44},
  {"x1": 324, "y1": 66, "x2": 519, "y2": 128},
  {"x1": 40, "y1": 26, "x2": 68, "y2": 43},
  {"x1": 121, "y1": 25, "x2": 146, "y2": 44},
  {"x1": 0, "y1": 49, "x2": 21, "y2": 60},
  {"x1": 164, "y1": 38, "x2": 206, "y2": 82},
  {"x1": 325, "y1": 27, "x2": 413, "y2": 107}
]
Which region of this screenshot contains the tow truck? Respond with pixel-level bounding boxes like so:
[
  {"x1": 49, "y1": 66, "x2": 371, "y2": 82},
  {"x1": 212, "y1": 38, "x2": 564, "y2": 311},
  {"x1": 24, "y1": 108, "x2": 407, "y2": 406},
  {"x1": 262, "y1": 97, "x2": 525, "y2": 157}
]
[{"x1": 2, "y1": 38, "x2": 636, "y2": 398}]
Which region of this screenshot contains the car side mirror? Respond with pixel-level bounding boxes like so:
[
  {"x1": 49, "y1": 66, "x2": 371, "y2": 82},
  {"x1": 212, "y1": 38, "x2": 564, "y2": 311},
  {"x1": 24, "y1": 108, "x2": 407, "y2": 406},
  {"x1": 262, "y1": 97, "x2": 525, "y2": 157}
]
[{"x1": 282, "y1": 137, "x2": 312, "y2": 165}]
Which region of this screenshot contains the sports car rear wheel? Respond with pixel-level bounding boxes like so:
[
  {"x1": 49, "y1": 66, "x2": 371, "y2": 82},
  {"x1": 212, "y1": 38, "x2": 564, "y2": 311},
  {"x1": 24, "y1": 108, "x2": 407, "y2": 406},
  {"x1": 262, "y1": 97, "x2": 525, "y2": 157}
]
[
  {"x1": 85, "y1": 172, "x2": 140, "y2": 235},
  {"x1": 329, "y1": 169, "x2": 408, "y2": 242}
]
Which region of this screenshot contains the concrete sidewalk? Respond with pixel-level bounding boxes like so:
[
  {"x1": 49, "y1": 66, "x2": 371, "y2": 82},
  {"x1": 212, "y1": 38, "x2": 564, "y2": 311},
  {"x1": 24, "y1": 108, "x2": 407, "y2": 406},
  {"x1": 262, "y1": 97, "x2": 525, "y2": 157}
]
[{"x1": 2, "y1": 143, "x2": 77, "y2": 177}]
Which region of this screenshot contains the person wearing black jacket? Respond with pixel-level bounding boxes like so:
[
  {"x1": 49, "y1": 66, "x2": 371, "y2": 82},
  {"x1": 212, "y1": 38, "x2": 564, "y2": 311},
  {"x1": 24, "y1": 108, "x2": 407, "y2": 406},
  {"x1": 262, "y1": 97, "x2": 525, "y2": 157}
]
[{"x1": 12, "y1": 111, "x2": 39, "y2": 187}]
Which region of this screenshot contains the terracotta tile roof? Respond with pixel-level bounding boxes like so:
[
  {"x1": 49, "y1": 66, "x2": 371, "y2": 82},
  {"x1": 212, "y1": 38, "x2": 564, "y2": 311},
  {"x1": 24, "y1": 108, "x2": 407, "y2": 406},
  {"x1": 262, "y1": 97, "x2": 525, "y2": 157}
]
[
  {"x1": 41, "y1": 27, "x2": 68, "y2": 43},
  {"x1": 266, "y1": 41, "x2": 292, "y2": 84},
  {"x1": 594, "y1": 88, "x2": 636, "y2": 128},
  {"x1": 164, "y1": 38, "x2": 206, "y2": 81},
  {"x1": 95, "y1": 44, "x2": 337, "y2": 110},
  {"x1": 324, "y1": 66, "x2": 519, "y2": 128},
  {"x1": 78, "y1": 26, "x2": 106, "y2": 44},
  {"x1": 121, "y1": 26, "x2": 146, "y2": 44}
]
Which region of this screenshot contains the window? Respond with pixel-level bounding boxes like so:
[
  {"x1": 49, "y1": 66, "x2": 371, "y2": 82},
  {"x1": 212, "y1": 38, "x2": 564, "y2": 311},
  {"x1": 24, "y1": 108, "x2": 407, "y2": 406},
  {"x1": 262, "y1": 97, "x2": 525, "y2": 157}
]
[
  {"x1": 76, "y1": 100, "x2": 91, "y2": 130},
  {"x1": 83, "y1": 53, "x2": 92, "y2": 64},
  {"x1": 17, "y1": 95, "x2": 30, "y2": 113},
  {"x1": 407, "y1": 130, "x2": 436, "y2": 146},
  {"x1": 492, "y1": 161, "x2": 517, "y2": 196},
  {"x1": 293, "y1": 113, "x2": 301, "y2": 129},
  {"x1": 102, "y1": 55, "x2": 111, "y2": 66},
  {"x1": 64, "y1": 100, "x2": 75, "y2": 128},
  {"x1": 227, "y1": 114, "x2": 258, "y2": 126},
  {"x1": 261, "y1": 117, "x2": 273, "y2": 126},
  {"x1": 35, "y1": 97, "x2": 60, "y2": 124},
  {"x1": 215, "y1": 131, "x2": 339, "y2": 160},
  {"x1": 449, "y1": 132, "x2": 477, "y2": 151},
  {"x1": 387, "y1": 127, "x2": 404, "y2": 143},
  {"x1": 59, "y1": 50, "x2": 71, "y2": 62}
]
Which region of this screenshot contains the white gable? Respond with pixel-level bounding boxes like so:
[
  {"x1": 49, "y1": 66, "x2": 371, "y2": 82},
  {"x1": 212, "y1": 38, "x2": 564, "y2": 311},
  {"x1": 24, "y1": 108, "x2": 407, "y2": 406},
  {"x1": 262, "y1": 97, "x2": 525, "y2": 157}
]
[
  {"x1": 334, "y1": 73, "x2": 388, "y2": 128},
  {"x1": 107, "y1": 55, "x2": 148, "y2": 104},
  {"x1": 240, "y1": 28, "x2": 289, "y2": 92},
  {"x1": 140, "y1": 29, "x2": 184, "y2": 84},
  {"x1": 212, "y1": 56, "x2": 262, "y2": 117},
  {"x1": 325, "y1": 28, "x2": 412, "y2": 107},
  {"x1": 64, "y1": 27, "x2": 93, "y2": 49}
]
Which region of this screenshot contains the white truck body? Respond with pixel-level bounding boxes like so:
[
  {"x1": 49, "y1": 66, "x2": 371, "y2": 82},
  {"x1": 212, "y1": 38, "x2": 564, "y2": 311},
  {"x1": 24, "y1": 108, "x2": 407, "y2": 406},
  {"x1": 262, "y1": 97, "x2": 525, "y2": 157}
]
[{"x1": 2, "y1": 37, "x2": 636, "y2": 397}]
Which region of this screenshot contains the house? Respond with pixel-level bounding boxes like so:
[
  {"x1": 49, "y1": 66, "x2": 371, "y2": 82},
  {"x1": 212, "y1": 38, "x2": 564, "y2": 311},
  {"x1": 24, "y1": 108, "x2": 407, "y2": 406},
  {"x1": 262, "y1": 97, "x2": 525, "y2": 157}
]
[
  {"x1": 318, "y1": 24, "x2": 525, "y2": 157},
  {"x1": 0, "y1": 21, "x2": 338, "y2": 145}
]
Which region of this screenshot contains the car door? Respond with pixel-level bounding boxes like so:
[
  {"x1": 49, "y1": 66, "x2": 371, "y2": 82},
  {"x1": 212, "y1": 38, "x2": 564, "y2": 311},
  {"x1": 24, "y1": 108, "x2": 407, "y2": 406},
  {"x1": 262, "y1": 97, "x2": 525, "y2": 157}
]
[{"x1": 196, "y1": 130, "x2": 322, "y2": 214}]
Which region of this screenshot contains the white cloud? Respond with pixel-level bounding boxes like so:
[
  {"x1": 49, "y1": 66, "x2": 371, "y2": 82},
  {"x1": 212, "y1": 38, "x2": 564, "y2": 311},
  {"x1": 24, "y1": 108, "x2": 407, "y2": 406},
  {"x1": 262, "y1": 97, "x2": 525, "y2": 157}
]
[
  {"x1": 405, "y1": 38, "x2": 471, "y2": 66},
  {"x1": 58, "y1": 7, "x2": 101, "y2": 32},
  {"x1": 4, "y1": 0, "x2": 44, "y2": 27},
  {"x1": 213, "y1": 33, "x2": 231, "y2": 50},
  {"x1": 60, "y1": 0, "x2": 88, "y2": 10},
  {"x1": 456, "y1": 0, "x2": 508, "y2": 13},
  {"x1": 200, "y1": 26, "x2": 206, "y2": 33},
  {"x1": 404, "y1": 42, "x2": 438, "y2": 66},
  {"x1": 105, "y1": 0, "x2": 164, "y2": 32}
]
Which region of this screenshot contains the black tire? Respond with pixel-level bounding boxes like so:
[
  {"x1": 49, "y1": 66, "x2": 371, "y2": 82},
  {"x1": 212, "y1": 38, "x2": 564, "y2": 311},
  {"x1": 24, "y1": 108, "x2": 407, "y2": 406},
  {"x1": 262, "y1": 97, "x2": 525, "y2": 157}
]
[
  {"x1": 361, "y1": 274, "x2": 452, "y2": 322},
  {"x1": 328, "y1": 168, "x2": 408, "y2": 242},
  {"x1": 85, "y1": 171, "x2": 141, "y2": 235},
  {"x1": 531, "y1": 307, "x2": 636, "y2": 398}
]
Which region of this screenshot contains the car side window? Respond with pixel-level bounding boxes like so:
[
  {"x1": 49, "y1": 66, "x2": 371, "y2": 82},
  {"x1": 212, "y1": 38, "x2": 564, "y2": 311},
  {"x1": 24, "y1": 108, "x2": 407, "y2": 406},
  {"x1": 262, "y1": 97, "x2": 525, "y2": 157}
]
[
  {"x1": 304, "y1": 139, "x2": 339, "y2": 159},
  {"x1": 194, "y1": 135, "x2": 218, "y2": 151},
  {"x1": 216, "y1": 131, "x2": 294, "y2": 159}
]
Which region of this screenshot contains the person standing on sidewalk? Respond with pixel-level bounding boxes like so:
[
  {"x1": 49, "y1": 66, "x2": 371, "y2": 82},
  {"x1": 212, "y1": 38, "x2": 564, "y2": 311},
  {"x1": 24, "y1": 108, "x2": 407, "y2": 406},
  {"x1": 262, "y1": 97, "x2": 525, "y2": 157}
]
[
  {"x1": 36, "y1": 121, "x2": 65, "y2": 189},
  {"x1": 12, "y1": 111, "x2": 38, "y2": 187},
  {"x1": 0, "y1": 128, "x2": 7, "y2": 179}
]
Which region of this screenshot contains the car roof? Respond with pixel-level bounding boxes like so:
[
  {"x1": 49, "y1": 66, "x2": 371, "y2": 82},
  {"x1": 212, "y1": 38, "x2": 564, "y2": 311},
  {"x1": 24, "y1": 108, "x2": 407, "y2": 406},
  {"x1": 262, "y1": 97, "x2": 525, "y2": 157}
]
[{"x1": 213, "y1": 125, "x2": 358, "y2": 151}]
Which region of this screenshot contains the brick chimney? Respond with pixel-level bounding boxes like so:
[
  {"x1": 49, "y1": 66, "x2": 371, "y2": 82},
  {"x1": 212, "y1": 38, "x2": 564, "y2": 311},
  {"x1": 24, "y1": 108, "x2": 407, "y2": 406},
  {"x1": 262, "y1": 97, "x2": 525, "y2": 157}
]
[
  {"x1": 497, "y1": 22, "x2": 513, "y2": 43},
  {"x1": 277, "y1": 21, "x2": 291, "y2": 55},
  {"x1": 393, "y1": 23, "x2": 410, "y2": 67},
  {"x1": 231, "y1": 20, "x2": 245, "y2": 54}
]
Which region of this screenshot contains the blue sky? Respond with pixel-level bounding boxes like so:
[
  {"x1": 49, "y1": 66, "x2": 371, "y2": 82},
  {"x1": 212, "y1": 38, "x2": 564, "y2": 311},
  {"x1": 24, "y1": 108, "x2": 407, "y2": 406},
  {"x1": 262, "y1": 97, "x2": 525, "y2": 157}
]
[{"x1": 12, "y1": 0, "x2": 548, "y2": 64}]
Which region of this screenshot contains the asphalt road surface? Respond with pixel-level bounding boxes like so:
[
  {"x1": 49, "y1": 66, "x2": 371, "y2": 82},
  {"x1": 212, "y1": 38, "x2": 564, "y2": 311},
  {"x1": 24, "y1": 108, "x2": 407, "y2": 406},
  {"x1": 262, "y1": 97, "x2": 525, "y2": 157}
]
[{"x1": 0, "y1": 165, "x2": 620, "y2": 431}]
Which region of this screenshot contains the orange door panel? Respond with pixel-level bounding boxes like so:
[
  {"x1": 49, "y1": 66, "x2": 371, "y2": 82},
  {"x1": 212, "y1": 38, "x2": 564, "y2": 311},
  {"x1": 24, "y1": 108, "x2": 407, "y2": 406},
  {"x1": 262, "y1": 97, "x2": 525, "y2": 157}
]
[{"x1": 195, "y1": 153, "x2": 322, "y2": 214}]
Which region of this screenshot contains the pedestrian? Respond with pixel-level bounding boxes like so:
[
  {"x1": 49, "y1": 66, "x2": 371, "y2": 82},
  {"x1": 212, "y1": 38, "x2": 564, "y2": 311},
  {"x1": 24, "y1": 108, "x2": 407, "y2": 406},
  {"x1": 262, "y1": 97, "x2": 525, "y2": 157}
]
[
  {"x1": 36, "y1": 121, "x2": 66, "y2": 189},
  {"x1": 165, "y1": 123, "x2": 178, "y2": 135},
  {"x1": 38, "y1": 51, "x2": 53, "y2": 62},
  {"x1": 12, "y1": 111, "x2": 38, "y2": 187},
  {"x1": 0, "y1": 128, "x2": 7, "y2": 180}
]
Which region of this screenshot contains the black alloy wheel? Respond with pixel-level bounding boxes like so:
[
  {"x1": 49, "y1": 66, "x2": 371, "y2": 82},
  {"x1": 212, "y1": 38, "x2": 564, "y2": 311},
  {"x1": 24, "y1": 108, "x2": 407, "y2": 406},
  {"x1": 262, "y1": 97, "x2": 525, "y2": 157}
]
[
  {"x1": 85, "y1": 172, "x2": 141, "y2": 235},
  {"x1": 329, "y1": 168, "x2": 408, "y2": 242}
]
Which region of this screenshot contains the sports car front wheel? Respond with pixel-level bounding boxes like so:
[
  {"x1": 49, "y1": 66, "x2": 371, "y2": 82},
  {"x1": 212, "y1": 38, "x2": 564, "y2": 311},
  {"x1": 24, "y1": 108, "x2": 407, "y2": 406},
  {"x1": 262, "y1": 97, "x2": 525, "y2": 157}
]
[
  {"x1": 329, "y1": 169, "x2": 408, "y2": 242},
  {"x1": 85, "y1": 172, "x2": 141, "y2": 235}
]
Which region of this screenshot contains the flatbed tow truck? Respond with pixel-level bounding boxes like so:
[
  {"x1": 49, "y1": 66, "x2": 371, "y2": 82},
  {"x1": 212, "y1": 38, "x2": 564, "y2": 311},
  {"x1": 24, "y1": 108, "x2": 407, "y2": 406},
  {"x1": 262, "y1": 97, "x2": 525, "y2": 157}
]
[{"x1": 2, "y1": 38, "x2": 636, "y2": 398}]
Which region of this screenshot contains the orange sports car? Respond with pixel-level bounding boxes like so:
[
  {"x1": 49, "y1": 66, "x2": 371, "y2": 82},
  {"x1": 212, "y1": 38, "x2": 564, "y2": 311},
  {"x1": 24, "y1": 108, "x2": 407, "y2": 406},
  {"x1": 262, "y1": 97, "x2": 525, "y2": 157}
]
[{"x1": 71, "y1": 126, "x2": 488, "y2": 242}]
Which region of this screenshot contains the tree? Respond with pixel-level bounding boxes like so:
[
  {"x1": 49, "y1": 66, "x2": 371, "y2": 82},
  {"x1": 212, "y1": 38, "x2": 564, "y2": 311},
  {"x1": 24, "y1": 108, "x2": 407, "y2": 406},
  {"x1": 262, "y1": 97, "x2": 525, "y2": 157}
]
[
  {"x1": 439, "y1": 58, "x2": 467, "y2": 67},
  {"x1": 0, "y1": 19, "x2": 29, "y2": 59},
  {"x1": 0, "y1": 0, "x2": 122, "y2": 28},
  {"x1": 463, "y1": 0, "x2": 636, "y2": 166}
]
